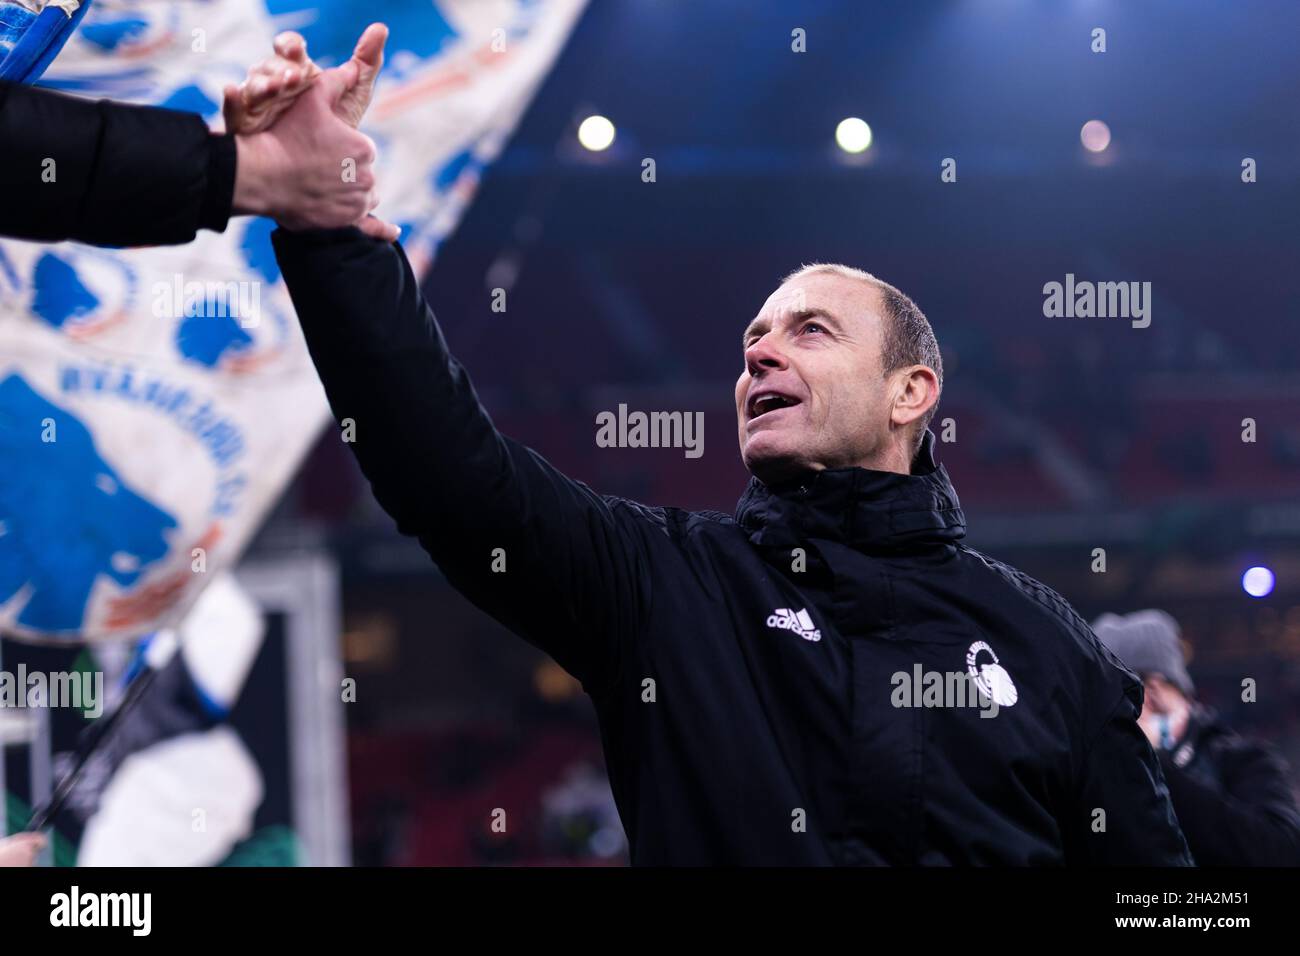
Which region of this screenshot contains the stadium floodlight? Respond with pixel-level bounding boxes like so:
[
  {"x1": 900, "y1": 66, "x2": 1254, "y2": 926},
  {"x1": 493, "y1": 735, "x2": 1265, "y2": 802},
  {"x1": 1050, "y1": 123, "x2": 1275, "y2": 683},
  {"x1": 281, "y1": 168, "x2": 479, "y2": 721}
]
[
  {"x1": 578, "y1": 114, "x2": 616, "y2": 152},
  {"x1": 835, "y1": 117, "x2": 873, "y2": 154}
]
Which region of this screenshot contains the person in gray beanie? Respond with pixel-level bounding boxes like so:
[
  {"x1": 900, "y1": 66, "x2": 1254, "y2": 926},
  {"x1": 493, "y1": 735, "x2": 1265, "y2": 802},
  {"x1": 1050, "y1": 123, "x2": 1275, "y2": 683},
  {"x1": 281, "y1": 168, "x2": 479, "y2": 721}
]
[{"x1": 1093, "y1": 609, "x2": 1300, "y2": 866}]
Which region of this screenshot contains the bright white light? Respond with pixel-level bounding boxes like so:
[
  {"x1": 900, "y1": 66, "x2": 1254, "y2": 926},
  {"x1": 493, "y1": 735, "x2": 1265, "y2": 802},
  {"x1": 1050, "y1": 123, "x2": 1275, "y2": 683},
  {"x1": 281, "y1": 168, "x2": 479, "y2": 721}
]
[
  {"x1": 1242, "y1": 566, "x2": 1275, "y2": 598},
  {"x1": 577, "y1": 115, "x2": 615, "y2": 152},
  {"x1": 835, "y1": 117, "x2": 873, "y2": 154},
  {"x1": 1080, "y1": 119, "x2": 1111, "y2": 153}
]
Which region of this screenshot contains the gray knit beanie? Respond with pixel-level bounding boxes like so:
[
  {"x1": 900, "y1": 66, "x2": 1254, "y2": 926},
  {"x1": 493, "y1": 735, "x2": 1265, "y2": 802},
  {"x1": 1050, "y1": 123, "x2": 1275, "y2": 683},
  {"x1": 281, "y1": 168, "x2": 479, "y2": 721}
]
[{"x1": 1091, "y1": 608, "x2": 1194, "y2": 695}]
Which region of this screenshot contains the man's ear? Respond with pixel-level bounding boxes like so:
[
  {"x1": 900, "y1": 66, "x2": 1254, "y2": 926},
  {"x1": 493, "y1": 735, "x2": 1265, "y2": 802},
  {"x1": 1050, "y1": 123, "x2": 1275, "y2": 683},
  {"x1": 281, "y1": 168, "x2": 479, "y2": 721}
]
[{"x1": 890, "y1": 365, "x2": 940, "y2": 429}]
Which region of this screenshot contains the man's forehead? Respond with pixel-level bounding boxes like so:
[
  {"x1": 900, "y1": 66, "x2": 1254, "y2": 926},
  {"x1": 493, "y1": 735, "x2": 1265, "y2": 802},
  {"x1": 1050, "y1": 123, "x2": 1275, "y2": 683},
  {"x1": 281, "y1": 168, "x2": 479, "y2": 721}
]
[{"x1": 749, "y1": 273, "x2": 882, "y2": 329}]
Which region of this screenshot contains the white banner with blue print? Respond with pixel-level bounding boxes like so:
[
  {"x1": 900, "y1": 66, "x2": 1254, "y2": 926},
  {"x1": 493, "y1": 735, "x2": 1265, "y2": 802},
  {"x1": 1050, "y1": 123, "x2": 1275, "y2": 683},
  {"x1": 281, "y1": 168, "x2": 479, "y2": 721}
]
[{"x1": 0, "y1": 0, "x2": 588, "y2": 642}]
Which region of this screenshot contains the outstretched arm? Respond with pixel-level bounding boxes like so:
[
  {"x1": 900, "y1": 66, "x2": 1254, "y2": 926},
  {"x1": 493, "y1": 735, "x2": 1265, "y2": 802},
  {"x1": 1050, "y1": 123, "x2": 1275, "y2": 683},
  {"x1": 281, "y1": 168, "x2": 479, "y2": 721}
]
[
  {"x1": 0, "y1": 78, "x2": 235, "y2": 246},
  {"x1": 0, "y1": 25, "x2": 390, "y2": 247},
  {"x1": 273, "y1": 227, "x2": 654, "y2": 693}
]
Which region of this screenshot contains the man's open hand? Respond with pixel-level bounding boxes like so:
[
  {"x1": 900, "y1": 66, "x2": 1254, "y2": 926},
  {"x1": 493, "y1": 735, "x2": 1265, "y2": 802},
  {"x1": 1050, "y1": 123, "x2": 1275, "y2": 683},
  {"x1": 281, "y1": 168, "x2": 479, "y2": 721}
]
[
  {"x1": 229, "y1": 23, "x2": 398, "y2": 241},
  {"x1": 223, "y1": 23, "x2": 386, "y2": 134}
]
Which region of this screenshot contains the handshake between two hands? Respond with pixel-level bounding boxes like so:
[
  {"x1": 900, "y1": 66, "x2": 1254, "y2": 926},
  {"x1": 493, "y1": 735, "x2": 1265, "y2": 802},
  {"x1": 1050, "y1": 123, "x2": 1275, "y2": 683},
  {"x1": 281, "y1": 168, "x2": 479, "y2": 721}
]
[
  {"x1": 226, "y1": 22, "x2": 399, "y2": 242},
  {"x1": 0, "y1": 30, "x2": 393, "y2": 870}
]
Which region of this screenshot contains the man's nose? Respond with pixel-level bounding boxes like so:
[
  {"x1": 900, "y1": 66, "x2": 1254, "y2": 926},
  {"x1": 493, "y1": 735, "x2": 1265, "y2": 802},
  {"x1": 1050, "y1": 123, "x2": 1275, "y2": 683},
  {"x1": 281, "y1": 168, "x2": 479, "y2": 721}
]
[{"x1": 744, "y1": 336, "x2": 788, "y2": 377}]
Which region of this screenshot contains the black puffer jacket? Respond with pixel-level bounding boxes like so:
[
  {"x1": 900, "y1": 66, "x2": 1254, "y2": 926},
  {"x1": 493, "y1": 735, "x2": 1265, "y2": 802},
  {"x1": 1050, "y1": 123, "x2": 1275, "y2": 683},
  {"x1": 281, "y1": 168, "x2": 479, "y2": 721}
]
[{"x1": 272, "y1": 226, "x2": 1193, "y2": 866}]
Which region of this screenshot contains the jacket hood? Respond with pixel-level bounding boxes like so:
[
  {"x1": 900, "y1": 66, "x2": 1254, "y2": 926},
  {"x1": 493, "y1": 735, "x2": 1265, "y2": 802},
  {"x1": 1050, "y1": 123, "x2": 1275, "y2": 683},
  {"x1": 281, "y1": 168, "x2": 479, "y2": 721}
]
[{"x1": 735, "y1": 429, "x2": 966, "y2": 555}]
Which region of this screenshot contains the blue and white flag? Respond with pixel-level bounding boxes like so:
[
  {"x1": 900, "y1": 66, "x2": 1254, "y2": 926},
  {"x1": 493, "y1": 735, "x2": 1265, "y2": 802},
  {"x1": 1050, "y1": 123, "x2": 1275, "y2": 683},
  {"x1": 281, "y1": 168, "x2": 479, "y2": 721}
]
[
  {"x1": 0, "y1": 0, "x2": 589, "y2": 642},
  {"x1": 0, "y1": 1, "x2": 90, "y2": 82}
]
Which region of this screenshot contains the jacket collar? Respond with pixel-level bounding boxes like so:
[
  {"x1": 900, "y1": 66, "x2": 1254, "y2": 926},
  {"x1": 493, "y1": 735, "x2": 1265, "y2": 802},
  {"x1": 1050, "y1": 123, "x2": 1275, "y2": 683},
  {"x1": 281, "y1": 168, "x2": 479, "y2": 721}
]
[{"x1": 735, "y1": 429, "x2": 966, "y2": 554}]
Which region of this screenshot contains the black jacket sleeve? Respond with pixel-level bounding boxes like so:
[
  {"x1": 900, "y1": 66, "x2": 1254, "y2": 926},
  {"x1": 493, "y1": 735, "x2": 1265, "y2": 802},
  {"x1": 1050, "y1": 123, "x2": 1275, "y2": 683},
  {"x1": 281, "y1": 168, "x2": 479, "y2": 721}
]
[
  {"x1": 0, "y1": 79, "x2": 235, "y2": 246},
  {"x1": 1158, "y1": 736, "x2": 1300, "y2": 866},
  {"x1": 1070, "y1": 687, "x2": 1195, "y2": 865},
  {"x1": 270, "y1": 226, "x2": 654, "y2": 694}
]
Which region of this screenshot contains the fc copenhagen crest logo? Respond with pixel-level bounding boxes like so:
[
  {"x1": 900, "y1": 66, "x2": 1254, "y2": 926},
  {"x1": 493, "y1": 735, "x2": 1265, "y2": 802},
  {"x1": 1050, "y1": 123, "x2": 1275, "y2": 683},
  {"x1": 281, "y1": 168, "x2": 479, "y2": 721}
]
[{"x1": 966, "y1": 640, "x2": 1018, "y2": 707}]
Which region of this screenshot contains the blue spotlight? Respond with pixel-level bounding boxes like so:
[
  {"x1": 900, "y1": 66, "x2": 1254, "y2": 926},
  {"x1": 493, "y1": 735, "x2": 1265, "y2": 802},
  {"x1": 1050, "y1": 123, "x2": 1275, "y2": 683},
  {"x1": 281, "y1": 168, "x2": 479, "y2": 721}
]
[{"x1": 1242, "y1": 566, "x2": 1275, "y2": 598}]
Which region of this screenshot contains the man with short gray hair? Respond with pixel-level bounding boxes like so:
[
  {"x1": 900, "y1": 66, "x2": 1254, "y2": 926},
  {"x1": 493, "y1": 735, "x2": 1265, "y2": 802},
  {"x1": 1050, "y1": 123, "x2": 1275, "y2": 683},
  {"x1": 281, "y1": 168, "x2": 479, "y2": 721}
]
[{"x1": 259, "y1": 23, "x2": 1191, "y2": 865}]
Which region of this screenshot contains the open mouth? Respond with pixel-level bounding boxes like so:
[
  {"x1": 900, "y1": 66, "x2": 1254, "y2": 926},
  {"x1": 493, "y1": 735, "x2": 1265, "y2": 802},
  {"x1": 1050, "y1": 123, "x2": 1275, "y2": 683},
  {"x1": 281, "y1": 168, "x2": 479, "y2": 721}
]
[{"x1": 748, "y1": 392, "x2": 801, "y2": 420}]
